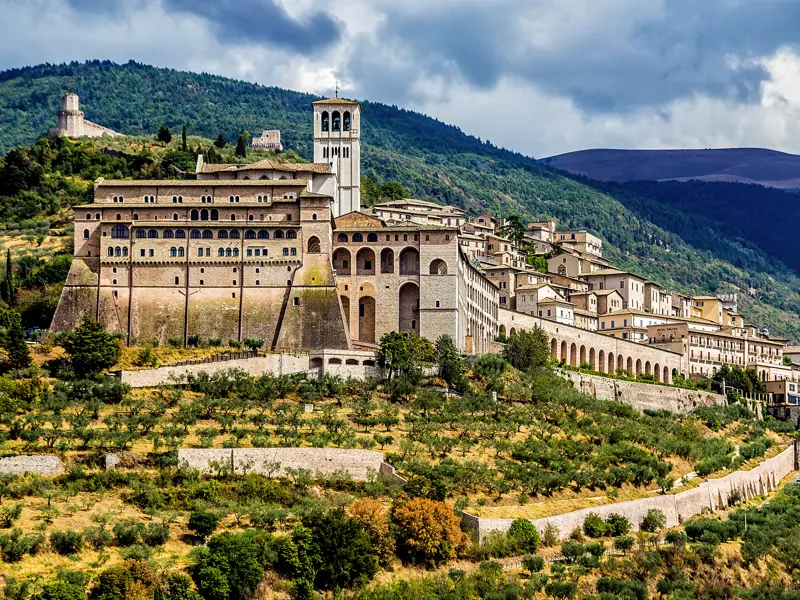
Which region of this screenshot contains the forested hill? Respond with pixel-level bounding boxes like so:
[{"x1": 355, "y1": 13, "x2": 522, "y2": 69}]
[{"x1": 2, "y1": 60, "x2": 800, "y2": 339}]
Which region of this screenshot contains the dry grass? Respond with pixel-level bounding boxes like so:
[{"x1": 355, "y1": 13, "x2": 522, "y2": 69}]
[{"x1": 113, "y1": 345, "x2": 241, "y2": 371}]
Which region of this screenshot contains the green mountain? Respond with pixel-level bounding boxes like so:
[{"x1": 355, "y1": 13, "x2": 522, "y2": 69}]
[{"x1": 2, "y1": 60, "x2": 800, "y2": 339}]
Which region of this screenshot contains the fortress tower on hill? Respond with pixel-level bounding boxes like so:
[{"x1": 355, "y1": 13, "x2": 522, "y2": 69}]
[{"x1": 53, "y1": 93, "x2": 119, "y2": 139}]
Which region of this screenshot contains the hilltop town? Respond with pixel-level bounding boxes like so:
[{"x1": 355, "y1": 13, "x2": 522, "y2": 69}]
[{"x1": 51, "y1": 93, "x2": 797, "y2": 404}]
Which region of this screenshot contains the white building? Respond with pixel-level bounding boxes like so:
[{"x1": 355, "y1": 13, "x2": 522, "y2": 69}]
[{"x1": 313, "y1": 98, "x2": 362, "y2": 217}]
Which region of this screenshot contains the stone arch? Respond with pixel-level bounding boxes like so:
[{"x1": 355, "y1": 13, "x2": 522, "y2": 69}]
[
  {"x1": 321, "y1": 111, "x2": 329, "y2": 132},
  {"x1": 337, "y1": 233, "x2": 348, "y2": 243},
  {"x1": 332, "y1": 111, "x2": 341, "y2": 132},
  {"x1": 664, "y1": 366, "x2": 670, "y2": 383},
  {"x1": 358, "y1": 296, "x2": 376, "y2": 343},
  {"x1": 399, "y1": 247, "x2": 420, "y2": 275},
  {"x1": 551, "y1": 338, "x2": 558, "y2": 358},
  {"x1": 635, "y1": 359, "x2": 642, "y2": 377},
  {"x1": 333, "y1": 248, "x2": 351, "y2": 276},
  {"x1": 346, "y1": 358, "x2": 358, "y2": 365},
  {"x1": 654, "y1": 363, "x2": 661, "y2": 382},
  {"x1": 429, "y1": 259, "x2": 448, "y2": 275},
  {"x1": 617, "y1": 354, "x2": 624, "y2": 373},
  {"x1": 310, "y1": 357, "x2": 323, "y2": 368},
  {"x1": 598, "y1": 350, "x2": 606, "y2": 373},
  {"x1": 499, "y1": 324, "x2": 507, "y2": 336},
  {"x1": 352, "y1": 233, "x2": 363, "y2": 243},
  {"x1": 367, "y1": 232, "x2": 378, "y2": 242},
  {"x1": 328, "y1": 358, "x2": 342, "y2": 365},
  {"x1": 579, "y1": 345, "x2": 586, "y2": 366},
  {"x1": 607, "y1": 352, "x2": 615, "y2": 374},
  {"x1": 626, "y1": 357, "x2": 633, "y2": 375},
  {"x1": 399, "y1": 282, "x2": 420, "y2": 333},
  {"x1": 343, "y1": 111, "x2": 351, "y2": 131},
  {"x1": 570, "y1": 343, "x2": 577, "y2": 367},
  {"x1": 356, "y1": 248, "x2": 376, "y2": 275},
  {"x1": 589, "y1": 347, "x2": 596, "y2": 370},
  {"x1": 307, "y1": 236, "x2": 321, "y2": 253},
  {"x1": 645, "y1": 361, "x2": 652, "y2": 376},
  {"x1": 560, "y1": 341, "x2": 567, "y2": 363},
  {"x1": 509, "y1": 327, "x2": 517, "y2": 336},
  {"x1": 380, "y1": 248, "x2": 394, "y2": 274}
]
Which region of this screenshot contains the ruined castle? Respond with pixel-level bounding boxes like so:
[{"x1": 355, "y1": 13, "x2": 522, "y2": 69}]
[{"x1": 52, "y1": 93, "x2": 119, "y2": 139}]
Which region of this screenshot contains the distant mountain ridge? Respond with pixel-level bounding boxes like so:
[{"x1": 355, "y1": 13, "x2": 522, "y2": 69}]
[
  {"x1": 542, "y1": 148, "x2": 800, "y2": 189},
  {"x1": 2, "y1": 60, "x2": 800, "y2": 339}
]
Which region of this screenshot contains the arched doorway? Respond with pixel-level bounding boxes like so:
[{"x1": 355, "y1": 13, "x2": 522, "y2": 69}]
[
  {"x1": 589, "y1": 348, "x2": 596, "y2": 370},
  {"x1": 333, "y1": 249, "x2": 351, "y2": 276},
  {"x1": 358, "y1": 297, "x2": 376, "y2": 342},
  {"x1": 380, "y1": 248, "x2": 394, "y2": 273},
  {"x1": 399, "y1": 283, "x2": 420, "y2": 333},
  {"x1": 307, "y1": 236, "x2": 321, "y2": 253},
  {"x1": 499, "y1": 325, "x2": 507, "y2": 336},
  {"x1": 598, "y1": 350, "x2": 606, "y2": 373},
  {"x1": 654, "y1": 363, "x2": 661, "y2": 382},
  {"x1": 560, "y1": 341, "x2": 568, "y2": 363},
  {"x1": 570, "y1": 343, "x2": 577, "y2": 367},
  {"x1": 645, "y1": 361, "x2": 652, "y2": 376},
  {"x1": 356, "y1": 248, "x2": 375, "y2": 275},
  {"x1": 635, "y1": 359, "x2": 642, "y2": 377},
  {"x1": 399, "y1": 248, "x2": 420, "y2": 275},
  {"x1": 626, "y1": 357, "x2": 633, "y2": 375},
  {"x1": 664, "y1": 366, "x2": 670, "y2": 383},
  {"x1": 429, "y1": 259, "x2": 448, "y2": 275},
  {"x1": 608, "y1": 352, "x2": 615, "y2": 374},
  {"x1": 579, "y1": 345, "x2": 586, "y2": 366},
  {"x1": 617, "y1": 355, "x2": 624, "y2": 373},
  {"x1": 551, "y1": 339, "x2": 558, "y2": 359}
]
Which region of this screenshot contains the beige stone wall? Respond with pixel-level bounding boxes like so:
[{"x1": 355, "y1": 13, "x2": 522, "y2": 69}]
[
  {"x1": 559, "y1": 369, "x2": 725, "y2": 413},
  {"x1": 464, "y1": 443, "x2": 796, "y2": 543},
  {"x1": 0, "y1": 455, "x2": 64, "y2": 476}
]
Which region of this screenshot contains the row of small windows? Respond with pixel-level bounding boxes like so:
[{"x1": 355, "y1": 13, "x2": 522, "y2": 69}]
[
  {"x1": 107, "y1": 246, "x2": 129, "y2": 256},
  {"x1": 321, "y1": 110, "x2": 351, "y2": 133},
  {"x1": 321, "y1": 147, "x2": 350, "y2": 159},
  {"x1": 201, "y1": 196, "x2": 213, "y2": 203},
  {"x1": 336, "y1": 232, "x2": 420, "y2": 243},
  {"x1": 110, "y1": 247, "x2": 298, "y2": 259},
  {"x1": 172, "y1": 196, "x2": 183, "y2": 203},
  {"x1": 143, "y1": 195, "x2": 155, "y2": 203},
  {"x1": 112, "y1": 195, "x2": 124, "y2": 203},
  {"x1": 126, "y1": 229, "x2": 297, "y2": 239}
]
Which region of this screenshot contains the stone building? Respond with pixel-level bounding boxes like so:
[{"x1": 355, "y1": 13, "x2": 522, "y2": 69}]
[
  {"x1": 331, "y1": 211, "x2": 498, "y2": 354},
  {"x1": 50, "y1": 177, "x2": 350, "y2": 350},
  {"x1": 251, "y1": 130, "x2": 282, "y2": 150},
  {"x1": 52, "y1": 93, "x2": 119, "y2": 139},
  {"x1": 313, "y1": 98, "x2": 361, "y2": 217}
]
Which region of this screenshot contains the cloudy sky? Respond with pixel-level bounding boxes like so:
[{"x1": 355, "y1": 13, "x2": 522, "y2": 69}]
[{"x1": 2, "y1": 0, "x2": 800, "y2": 157}]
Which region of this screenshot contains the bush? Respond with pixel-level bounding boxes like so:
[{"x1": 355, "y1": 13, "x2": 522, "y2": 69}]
[
  {"x1": 560, "y1": 540, "x2": 585, "y2": 564},
  {"x1": 684, "y1": 518, "x2": 740, "y2": 543},
  {"x1": 228, "y1": 340, "x2": 242, "y2": 349},
  {"x1": 508, "y1": 518, "x2": 541, "y2": 553},
  {"x1": 141, "y1": 522, "x2": 170, "y2": 546},
  {"x1": 1, "y1": 503, "x2": 23, "y2": 527},
  {"x1": 605, "y1": 513, "x2": 631, "y2": 537},
  {"x1": 50, "y1": 530, "x2": 83, "y2": 555},
  {"x1": 545, "y1": 581, "x2": 578, "y2": 600},
  {"x1": 30, "y1": 580, "x2": 86, "y2": 600},
  {"x1": 243, "y1": 338, "x2": 264, "y2": 352},
  {"x1": 522, "y1": 554, "x2": 545, "y2": 574},
  {"x1": 113, "y1": 520, "x2": 144, "y2": 546},
  {"x1": 0, "y1": 529, "x2": 44, "y2": 562},
  {"x1": 208, "y1": 338, "x2": 222, "y2": 347},
  {"x1": 167, "y1": 336, "x2": 183, "y2": 348},
  {"x1": 640, "y1": 509, "x2": 667, "y2": 533},
  {"x1": 582, "y1": 513, "x2": 608, "y2": 538},
  {"x1": 614, "y1": 535, "x2": 635, "y2": 553},
  {"x1": 188, "y1": 510, "x2": 219, "y2": 539},
  {"x1": 187, "y1": 334, "x2": 201, "y2": 347},
  {"x1": 542, "y1": 523, "x2": 560, "y2": 547},
  {"x1": 392, "y1": 497, "x2": 466, "y2": 567},
  {"x1": 597, "y1": 578, "x2": 648, "y2": 600}
]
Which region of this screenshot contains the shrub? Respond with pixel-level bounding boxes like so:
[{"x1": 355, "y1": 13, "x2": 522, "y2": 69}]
[
  {"x1": 605, "y1": 513, "x2": 631, "y2": 537},
  {"x1": 684, "y1": 518, "x2": 740, "y2": 543},
  {"x1": 120, "y1": 544, "x2": 154, "y2": 561},
  {"x1": 30, "y1": 580, "x2": 86, "y2": 600},
  {"x1": 560, "y1": 540, "x2": 585, "y2": 563},
  {"x1": 243, "y1": 338, "x2": 264, "y2": 352},
  {"x1": 522, "y1": 554, "x2": 545, "y2": 574},
  {"x1": 228, "y1": 340, "x2": 242, "y2": 349},
  {"x1": 188, "y1": 510, "x2": 219, "y2": 539},
  {"x1": 1, "y1": 502, "x2": 23, "y2": 527},
  {"x1": 545, "y1": 581, "x2": 578, "y2": 600},
  {"x1": 640, "y1": 509, "x2": 667, "y2": 533},
  {"x1": 582, "y1": 513, "x2": 608, "y2": 538},
  {"x1": 542, "y1": 523, "x2": 560, "y2": 547},
  {"x1": 50, "y1": 530, "x2": 83, "y2": 555},
  {"x1": 113, "y1": 520, "x2": 144, "y2": 546},
  {"x1": 134, "y1": 345, "x2": 158, "y2": 368},
  {"x1": 83, "y1": 526, "x2": 113, "y2": 550},
  {"x1": 597, "y1": 577, "x2": 648, "y2": 600},
  {"x1": 391, "y1": 497, "x2": 466, "y2": 567},
  {"x1": 141, "y1": 522, "x2": 170, "y2": 546},
  {"x1": 508, "y1": 518, "x2": 541, "y2": 553},
  {"x1": 208, "y1": 338, "x2": 222, "y2": 347},
  {"x1": 187, "y1": 334, "x2": 201, "y2": 347},
  {"x1": 167, "y1": 336, "x2": 183, "y2": 348},
  {"x1": 0, "y1": 528, "x2": 44, "y2": 562}
]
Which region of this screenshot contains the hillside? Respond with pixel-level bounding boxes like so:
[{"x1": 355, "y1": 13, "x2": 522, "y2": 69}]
[
  {"x1": 542, "y1": 148, "x2": 800, "y2": 189},
  {"x1": 2, "y1": 60, "x2": 800, "y2": 339}
]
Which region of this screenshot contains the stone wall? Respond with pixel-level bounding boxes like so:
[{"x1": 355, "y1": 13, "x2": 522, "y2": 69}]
[
  {"x1": 464, "y1": 443, "x2": 796, "y2": 543},
  {"x1": 559, "y1": 369, "x2": 726, "y2": 413},
  {"x1": 119, "y1": 354, "x2": 310, "y2": 387},
  {"x1": 0, "y1": 455, "x2": 64, "y2": 476},
  {"x1": 177, "y1": 447, "x2": 391, "y2": 482}
]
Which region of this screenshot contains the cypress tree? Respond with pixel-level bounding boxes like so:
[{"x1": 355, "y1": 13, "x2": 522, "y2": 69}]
[
  {"x1": 181, "y1": 125, "x2": 188, "y2": 151},
  {"x1": 235, "y1": 134, "x2": 247, "y2": 158},
  {"x1": 1, "y1": 250, "x2": 13, "y2": 303}
]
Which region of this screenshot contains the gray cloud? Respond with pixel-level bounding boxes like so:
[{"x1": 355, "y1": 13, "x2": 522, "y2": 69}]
[
  {"x1": 66, "y1": 0, "x2": 342, "y2": 54},
  {"x1": 350, "y1": 0, "x2": 800, "y2": 113}
]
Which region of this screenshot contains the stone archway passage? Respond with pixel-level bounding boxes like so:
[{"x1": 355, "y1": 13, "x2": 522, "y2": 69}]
[
  {"x1": 399, "y1": 283, "x2": 420, "y2": 333},
  {"x1": 358, "y1": 297, "x2": 376, "y2": 342}
]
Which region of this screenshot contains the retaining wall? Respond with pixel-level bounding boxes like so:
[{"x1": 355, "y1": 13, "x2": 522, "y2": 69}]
[
  {"x1": 559, "y1": 369, "x2": 726, "y2": 413},
  {"x1": 0, "y1": 455, "x2": 64, "y2": 476},
  {"x1": 464, "y1": 443, "x2": 796, "y2": 543},
  {"x1": 177, "y1": 447, "x2": 395, "y2": 482}
]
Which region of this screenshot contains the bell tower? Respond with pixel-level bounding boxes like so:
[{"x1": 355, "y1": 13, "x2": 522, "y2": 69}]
[{"x1": 312, "y1": 96, "x2": 361, "y2": 217}]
